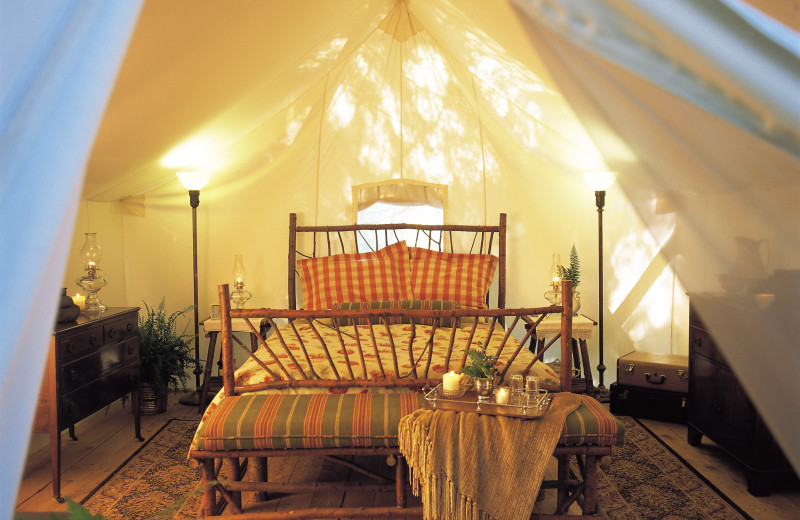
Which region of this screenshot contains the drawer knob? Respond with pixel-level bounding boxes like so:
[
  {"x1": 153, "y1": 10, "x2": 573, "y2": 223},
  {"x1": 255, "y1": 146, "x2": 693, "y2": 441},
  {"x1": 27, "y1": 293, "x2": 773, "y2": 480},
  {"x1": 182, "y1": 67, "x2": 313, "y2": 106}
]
[
  {"x1": 69, "y1": 368, "x2": 79, "y2": 381},
  {"x1": 127, "y1": 345, "x2": 135, "y2": 355},
  {"x1": 89, "y1": 334, "x2": 98, "y2": 345},
  {"x1": 108, "y1": 328, "x2": 116, "y2": 339},
  {"x1": 126, "y1": 323, "x2": 134, "y2": 332},
  {"x1": 65, "y1": 341, "x2": 74, "y2": 354},
  {"x1": 693, "y1": 337, "x2": 703, "y2": 348}
]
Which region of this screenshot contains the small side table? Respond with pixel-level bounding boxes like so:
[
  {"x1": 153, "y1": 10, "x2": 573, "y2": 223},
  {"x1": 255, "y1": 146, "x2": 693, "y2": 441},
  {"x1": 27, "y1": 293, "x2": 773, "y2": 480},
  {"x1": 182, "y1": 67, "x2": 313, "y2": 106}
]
[
  {"x1": 198, "y1": 317, "x2": 270, "y2": 413},
  {"x1": 526, "y1": 314, "x2": 596, "y2": 395}
]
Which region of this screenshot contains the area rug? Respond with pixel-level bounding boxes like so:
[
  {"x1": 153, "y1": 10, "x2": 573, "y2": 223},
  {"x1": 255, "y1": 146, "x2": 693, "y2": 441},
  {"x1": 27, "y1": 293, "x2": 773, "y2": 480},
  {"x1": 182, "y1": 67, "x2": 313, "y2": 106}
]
[
  {"x1": 81, "y1": 419, "x2": 202, "y2": 520},
  {"x1": 594, "y1": 416, "x2": 752, "y2": 520},
  {"x1": 80, "y1": 415, "x2": 752, "y2": 520}
]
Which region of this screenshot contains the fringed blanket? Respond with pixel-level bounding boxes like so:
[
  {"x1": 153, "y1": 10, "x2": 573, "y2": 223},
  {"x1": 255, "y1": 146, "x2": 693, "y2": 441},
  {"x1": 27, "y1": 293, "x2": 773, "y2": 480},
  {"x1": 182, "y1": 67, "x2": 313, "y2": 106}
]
[{"x1": 399, "y1": 392, "x2": 583, "y2": 520}]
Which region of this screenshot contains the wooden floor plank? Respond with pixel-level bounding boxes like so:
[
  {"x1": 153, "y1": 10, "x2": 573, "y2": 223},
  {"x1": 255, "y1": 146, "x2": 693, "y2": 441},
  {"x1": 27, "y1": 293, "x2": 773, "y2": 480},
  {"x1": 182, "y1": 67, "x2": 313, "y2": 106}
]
[
  {"x1": 308, "y1": 456, "x2": 348, "y2": 510},
  {"x1": 640, "y1": 418, "x2": 800, "y2": 520},
  {"x1": 16, "y1": 391, "x2": 199, "y2": 513}
]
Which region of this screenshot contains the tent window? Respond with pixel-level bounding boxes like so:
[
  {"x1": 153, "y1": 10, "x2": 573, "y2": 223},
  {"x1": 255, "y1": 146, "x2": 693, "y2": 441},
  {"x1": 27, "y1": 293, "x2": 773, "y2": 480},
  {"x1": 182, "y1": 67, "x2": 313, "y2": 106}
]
[{"x1": 354, "y1": 181, "x2": 446, "y2": 251}]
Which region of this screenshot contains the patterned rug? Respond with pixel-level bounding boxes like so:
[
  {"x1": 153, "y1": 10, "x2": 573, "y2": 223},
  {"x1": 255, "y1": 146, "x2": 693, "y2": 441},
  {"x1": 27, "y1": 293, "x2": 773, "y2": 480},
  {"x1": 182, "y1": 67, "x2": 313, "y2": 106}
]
[
  {"x1": 596, "y1": 416, "x2": 752, "y2": 520},
  {"x1": 80, "y1": 416, "x2": 752, "y2": 519},
  {"x1": 82, "y1": 419, "x2": 202, "y2": 520}
]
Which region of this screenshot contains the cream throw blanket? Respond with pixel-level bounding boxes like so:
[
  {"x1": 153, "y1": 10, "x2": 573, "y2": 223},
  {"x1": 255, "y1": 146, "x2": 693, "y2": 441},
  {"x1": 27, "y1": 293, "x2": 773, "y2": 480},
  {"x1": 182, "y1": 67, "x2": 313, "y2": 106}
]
[{"x1": 399, "y1": 392, "x2": 583, "y2": 520}]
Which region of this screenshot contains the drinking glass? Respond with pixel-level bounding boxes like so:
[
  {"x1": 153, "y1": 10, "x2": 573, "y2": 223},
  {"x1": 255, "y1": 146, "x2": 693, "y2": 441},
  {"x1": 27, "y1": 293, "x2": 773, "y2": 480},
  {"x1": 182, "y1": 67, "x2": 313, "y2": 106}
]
[
  {"x1": 525, "y1": 375, "x2": 540, "y2": 406},
  {"x1": 509, "y1": 374, "x2": 523, "y2": 405}
]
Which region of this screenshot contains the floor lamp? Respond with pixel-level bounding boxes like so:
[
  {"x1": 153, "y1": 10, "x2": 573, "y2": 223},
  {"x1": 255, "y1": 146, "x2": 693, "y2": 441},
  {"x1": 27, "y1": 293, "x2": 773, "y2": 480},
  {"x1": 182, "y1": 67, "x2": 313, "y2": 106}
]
[
  {"x1": 177, "y1": 171, "x2": 211, "y2": 407},
  {"x1": 583, "y1": 171, "x2": 616, "y2": 400}
]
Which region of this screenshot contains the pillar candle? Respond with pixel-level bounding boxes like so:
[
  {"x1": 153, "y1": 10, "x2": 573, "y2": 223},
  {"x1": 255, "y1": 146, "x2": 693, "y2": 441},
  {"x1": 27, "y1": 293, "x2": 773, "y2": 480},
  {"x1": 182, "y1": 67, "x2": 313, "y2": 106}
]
[
  {"x1": 72, "y1": 293, "x2": 86, "y2": 310},
  {"x1": 442, "y1": 371, "x2": 461, "y2": 392}
]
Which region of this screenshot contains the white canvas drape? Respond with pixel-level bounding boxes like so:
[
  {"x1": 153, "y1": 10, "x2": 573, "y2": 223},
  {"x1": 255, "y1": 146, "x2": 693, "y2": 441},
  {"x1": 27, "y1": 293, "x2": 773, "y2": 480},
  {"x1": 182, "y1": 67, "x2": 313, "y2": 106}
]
[
  {"x1": 0, "y1": 1, "x2": 142, "y2": 515},
  {"x1": 512, "y1": 0, "x2": 800, "y2": 473},
  {"x1": 5, "y1": 1, "x2": 799, "y2": 512}
]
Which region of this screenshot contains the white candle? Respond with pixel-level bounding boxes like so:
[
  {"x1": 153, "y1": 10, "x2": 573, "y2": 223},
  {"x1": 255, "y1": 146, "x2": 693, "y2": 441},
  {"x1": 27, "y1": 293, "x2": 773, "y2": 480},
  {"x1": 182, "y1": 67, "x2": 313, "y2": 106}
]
[
  {"x1": 494, "y1": 387, "x2": 509, "y2": 405},
  {"x1": 442, "y1": 371, "x2": 461, "y2": 392},
  {"x1": 72, "y1": 293, "x2": 86, "y2": 310}
]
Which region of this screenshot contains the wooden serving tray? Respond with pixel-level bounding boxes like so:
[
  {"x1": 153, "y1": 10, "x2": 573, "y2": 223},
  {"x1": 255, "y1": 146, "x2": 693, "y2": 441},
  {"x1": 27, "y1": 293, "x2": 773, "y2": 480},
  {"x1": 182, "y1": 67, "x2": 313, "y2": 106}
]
[{"x1": 423, "y1": 384, "x2": 552, "y2": 419}]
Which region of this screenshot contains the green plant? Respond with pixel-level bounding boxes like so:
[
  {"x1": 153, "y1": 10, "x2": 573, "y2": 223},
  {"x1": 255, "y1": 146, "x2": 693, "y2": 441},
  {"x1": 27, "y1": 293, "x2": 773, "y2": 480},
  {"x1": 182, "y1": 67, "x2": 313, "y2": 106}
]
[
  {"x1": 561, "y1": 244, "x2": 580, "y2": 288},
  {"x1": 138, "y1": 299, "x2": 196, "y2": 396},
  {"x1": 461, "y1": 343, "x2": 498, "y2": 380}
]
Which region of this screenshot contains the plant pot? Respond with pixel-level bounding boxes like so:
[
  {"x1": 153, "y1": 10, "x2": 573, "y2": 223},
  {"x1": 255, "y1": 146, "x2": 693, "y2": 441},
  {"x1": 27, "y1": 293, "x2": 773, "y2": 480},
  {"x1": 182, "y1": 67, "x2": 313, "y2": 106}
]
[{"x1": 139, "y1": 382, "x2": 168, "y2": 415}]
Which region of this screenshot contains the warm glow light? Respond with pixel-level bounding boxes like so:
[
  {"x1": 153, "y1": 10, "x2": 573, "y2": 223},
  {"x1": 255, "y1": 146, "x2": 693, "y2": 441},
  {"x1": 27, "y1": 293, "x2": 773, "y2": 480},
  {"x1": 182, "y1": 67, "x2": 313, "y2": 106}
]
[
  {"x1": 583, "y1": 171, "x2": 617, "y2": 191},
  {"x1": 177, "y1": 171, "x2": 212, "y2": 191},
  {"x1": 161, "y1": 136, "x2": 219, "y2": 169}
]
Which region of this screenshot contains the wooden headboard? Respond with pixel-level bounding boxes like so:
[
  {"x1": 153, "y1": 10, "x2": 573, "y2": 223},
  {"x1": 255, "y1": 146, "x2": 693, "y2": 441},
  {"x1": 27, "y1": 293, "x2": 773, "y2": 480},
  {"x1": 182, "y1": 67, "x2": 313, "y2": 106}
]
[{"x1": 288, "y1": 213, "x2": 507, "y2": 310}]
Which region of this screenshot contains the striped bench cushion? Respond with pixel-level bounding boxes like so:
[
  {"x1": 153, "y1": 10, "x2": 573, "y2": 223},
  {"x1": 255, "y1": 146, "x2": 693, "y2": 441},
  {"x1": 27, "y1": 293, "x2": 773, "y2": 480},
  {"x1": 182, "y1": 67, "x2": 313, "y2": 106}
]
[
  {"x1": 192, "y1": 392, "x2": 624, "y2": 452},
  {"x1": 194, "y1": 392, "x2": 425, "y2": 450},
  {"x1": 558, "y1": 397, "x2": 625, "y2": 446}
]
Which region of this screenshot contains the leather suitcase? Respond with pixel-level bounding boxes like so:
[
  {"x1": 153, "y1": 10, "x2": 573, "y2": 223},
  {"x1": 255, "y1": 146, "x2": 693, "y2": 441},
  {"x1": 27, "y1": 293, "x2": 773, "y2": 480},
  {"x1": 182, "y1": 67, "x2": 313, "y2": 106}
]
[
  {"x1": 617, "y1": 351, "x2": 689, "y2": 393},
  {"x1": 610, "y1": 382, "x2": 688, "y2": 423}
]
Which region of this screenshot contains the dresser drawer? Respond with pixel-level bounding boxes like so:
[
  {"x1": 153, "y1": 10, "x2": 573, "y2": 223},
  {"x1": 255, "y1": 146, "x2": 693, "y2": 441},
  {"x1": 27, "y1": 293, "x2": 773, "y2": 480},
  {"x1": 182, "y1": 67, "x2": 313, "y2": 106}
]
[
  {"x1": 104, "y1": 313, "x2": 138, "y2": 344},
  {"x1": 58, "y1": 362, "x2": 139, "y2": 429},
  {"x1": 689, "y1": 325, "x2": 723, "y2": 365},
  {"x1": 59, "y1": 338, "x2": 139, "y2": 393},
  {"x1": 58, "y1": 325, "x2": 103, "y2": 362}
]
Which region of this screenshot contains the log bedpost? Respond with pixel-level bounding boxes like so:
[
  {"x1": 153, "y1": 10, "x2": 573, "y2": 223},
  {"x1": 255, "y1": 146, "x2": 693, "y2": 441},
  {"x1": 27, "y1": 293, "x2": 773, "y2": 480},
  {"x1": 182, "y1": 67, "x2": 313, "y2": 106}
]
[{"x1": 560, "y1": 280, "x2": 573, "y2": 393}]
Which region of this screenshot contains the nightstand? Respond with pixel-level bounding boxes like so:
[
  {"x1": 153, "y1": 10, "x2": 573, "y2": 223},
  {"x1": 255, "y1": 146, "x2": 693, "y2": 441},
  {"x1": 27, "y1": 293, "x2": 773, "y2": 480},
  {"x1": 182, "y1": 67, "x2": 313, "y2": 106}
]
[{"x1": 197, "y1": 317, "x2": 270, "y2": 412}]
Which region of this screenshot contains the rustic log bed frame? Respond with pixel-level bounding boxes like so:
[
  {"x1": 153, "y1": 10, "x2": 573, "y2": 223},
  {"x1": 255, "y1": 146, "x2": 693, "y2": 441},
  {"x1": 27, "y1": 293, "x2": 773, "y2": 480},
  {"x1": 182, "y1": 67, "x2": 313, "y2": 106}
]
[{"x1": 189, "y1": 214, "x2": 613, "y2": 519}]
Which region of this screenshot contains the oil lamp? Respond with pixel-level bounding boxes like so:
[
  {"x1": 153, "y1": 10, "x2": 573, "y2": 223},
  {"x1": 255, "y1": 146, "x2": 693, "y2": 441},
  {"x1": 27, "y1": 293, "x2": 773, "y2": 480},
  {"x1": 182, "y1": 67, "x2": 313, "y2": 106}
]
[
  {"x1": 230, "y1": 254, "x2": 252, "y2": 308},
  {"x1": 75, "y1": 233, "x2": 108, "y2": 314}
]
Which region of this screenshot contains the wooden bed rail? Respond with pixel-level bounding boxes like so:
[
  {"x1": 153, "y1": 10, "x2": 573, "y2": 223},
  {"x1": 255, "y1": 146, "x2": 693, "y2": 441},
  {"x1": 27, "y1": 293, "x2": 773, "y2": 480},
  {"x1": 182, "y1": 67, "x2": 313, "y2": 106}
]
[{"x1": 217, "y1": 281, "x2": 574, "y2": 395}]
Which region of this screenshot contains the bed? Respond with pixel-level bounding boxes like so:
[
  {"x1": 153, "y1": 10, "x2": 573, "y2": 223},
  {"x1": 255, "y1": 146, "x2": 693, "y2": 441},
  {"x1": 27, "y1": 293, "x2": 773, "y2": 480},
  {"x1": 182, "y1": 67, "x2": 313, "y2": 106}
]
[{"x1": 188, "y1": 213, "x2": 623, "y2": 519}]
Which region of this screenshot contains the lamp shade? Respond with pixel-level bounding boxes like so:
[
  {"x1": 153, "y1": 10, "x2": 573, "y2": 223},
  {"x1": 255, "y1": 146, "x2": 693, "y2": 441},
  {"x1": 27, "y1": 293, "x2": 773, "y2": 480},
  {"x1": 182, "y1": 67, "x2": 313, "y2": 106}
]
[
  {"x1": 176, "y1": 171, "x2": 211, "y2": 191},
  {"x1": 583, "y1": 171, "x2": 617, "y2": 191}
]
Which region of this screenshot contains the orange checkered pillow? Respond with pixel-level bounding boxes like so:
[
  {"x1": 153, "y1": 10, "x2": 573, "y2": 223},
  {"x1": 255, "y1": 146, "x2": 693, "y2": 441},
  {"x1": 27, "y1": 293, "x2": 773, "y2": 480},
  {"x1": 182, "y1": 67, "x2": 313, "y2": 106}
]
[
  {"x1": 298, "y1": 241, "x2": 413, "y2": 310},
  {"x1": 408, "y1": 247, "x2": 498, "y2": 309}
]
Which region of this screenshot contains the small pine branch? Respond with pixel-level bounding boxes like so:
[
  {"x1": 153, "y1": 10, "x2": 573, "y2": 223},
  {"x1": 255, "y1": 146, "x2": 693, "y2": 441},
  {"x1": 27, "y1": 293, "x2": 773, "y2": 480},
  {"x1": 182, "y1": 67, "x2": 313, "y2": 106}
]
[{"x1": 561, "y1": 244, "x2": 580, "y2": 287}]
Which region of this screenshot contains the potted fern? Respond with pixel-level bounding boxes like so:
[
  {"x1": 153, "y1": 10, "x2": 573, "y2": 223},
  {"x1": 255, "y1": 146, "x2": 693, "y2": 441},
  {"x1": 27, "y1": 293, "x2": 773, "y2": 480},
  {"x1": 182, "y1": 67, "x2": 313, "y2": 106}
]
[
  {"x1": 461, "y1": 344, "x2": 498, "y2": 381},
  {"x1": 138, "y1": 299, "x2": 196, "y2": 414},
  {"x1": 561, "y1": 244, "x2": 581, "y2": 315}
]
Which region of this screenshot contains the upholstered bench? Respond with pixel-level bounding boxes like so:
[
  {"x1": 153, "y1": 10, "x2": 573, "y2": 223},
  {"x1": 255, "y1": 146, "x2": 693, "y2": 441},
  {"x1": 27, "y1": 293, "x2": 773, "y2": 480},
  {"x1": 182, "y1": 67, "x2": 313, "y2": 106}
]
[
  {"x1": 193, "y1": 392, "x2": 425, "y2": 451},
  {"x1": 190, "y1": 391, "x2": 624, "y2": 518}
]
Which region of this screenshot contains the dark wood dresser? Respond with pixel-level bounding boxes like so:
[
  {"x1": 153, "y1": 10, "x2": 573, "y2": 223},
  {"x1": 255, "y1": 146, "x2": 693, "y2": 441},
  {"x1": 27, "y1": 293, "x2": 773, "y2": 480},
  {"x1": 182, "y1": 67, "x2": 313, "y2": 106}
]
[
  {"x1": 33, "y1": 307, "x2": 142, "y2": 502},
  {"x1": 687, "y1": 299, "x2": 794, "y2": 496}
]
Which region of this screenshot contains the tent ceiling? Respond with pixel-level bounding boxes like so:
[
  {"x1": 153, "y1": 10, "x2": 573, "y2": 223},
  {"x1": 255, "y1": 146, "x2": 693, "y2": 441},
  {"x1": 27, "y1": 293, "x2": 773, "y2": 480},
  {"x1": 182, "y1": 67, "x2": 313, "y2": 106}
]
[{"x1": 83, "y1": 0, "x2": 610, "y2": 202}]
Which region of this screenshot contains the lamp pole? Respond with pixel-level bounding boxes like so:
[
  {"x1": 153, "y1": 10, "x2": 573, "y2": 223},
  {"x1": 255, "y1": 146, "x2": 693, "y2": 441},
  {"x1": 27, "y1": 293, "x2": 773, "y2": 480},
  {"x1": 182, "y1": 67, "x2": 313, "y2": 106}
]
[
  {"x1": 189, "y1": 189, "x2": 201, "y2": 390},
  {"x1": 176, "y1": 171, "x2": 211, "y2": 408},
  {"x1": 583, "y1": 171, "x2": 616, "y2": 400},
  {"x1": 594, "y1": 189, "x2": 607, "y2": 392}
]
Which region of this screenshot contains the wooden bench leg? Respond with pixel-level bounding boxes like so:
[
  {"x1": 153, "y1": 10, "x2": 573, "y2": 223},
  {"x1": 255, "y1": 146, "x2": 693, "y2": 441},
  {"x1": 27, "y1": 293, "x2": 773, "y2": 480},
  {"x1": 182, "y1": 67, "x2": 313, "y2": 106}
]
[
  {"x1": 582, "y1": 454, "x2": 598, "y2": 514},
  {"x1": 396, "y1": 455, "x2": 407, "y2": 508},
  {"x1": 556, "y1": 454, "x2": 570, "y2": 514},
  {"x1": 250, "y1": 456, "x2": 269, "y2": 502},
  {"x1": 227, "y1": 457, "x2": 242, "y2": 510},
  {"x1": 201, "y1": 459, "x2": 216, "y2": 517}
]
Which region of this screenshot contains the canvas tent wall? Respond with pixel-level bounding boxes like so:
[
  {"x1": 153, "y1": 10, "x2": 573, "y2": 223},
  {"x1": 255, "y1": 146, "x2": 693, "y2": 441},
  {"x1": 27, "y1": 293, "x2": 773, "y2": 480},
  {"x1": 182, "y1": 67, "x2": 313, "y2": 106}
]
[{"x1": 2, "y1": 1, "x2": 798, "y2": 516}]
